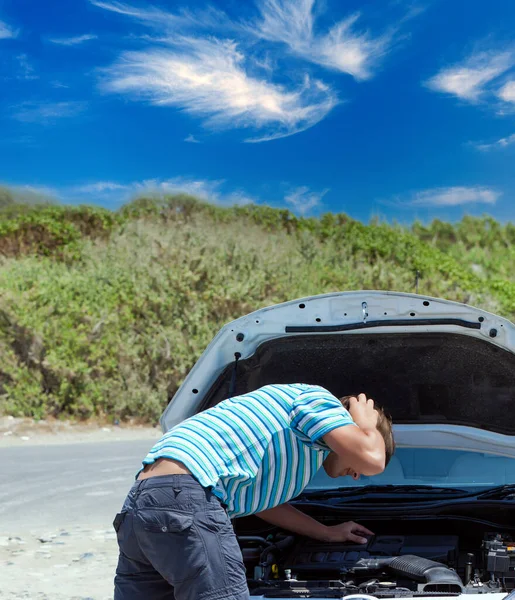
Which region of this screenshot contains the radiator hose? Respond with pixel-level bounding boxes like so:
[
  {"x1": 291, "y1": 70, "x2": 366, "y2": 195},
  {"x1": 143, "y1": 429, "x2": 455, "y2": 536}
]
[
  {"x1": 354, "y1": 555, "x2": 464, "y2": 593},
  {"x1": 388, "y1": 555, "x2": 463, "y2": 593}
]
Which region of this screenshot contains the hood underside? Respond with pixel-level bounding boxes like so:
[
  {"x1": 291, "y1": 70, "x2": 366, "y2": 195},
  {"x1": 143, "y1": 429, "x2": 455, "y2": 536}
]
[
  {"x1": 200, "y1": 332, "x2": 515, "y2": 435},
  {"x1": 161, "y1": 292, "x2": 515, "y2": 438}
]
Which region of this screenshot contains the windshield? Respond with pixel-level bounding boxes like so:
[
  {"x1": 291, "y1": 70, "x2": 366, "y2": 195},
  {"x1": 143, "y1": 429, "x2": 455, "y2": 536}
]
[{"x1": 307, "y1": 448, "x2": 515, "y2": 491}]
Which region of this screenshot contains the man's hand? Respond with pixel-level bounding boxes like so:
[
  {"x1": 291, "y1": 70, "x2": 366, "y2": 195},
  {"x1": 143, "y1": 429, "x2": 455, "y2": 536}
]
[
  {"x1": 325, "y1": 520, "x2": 373, "y2": 544},
  {"x1": 323, "y1": 393, "x2": 386, "y2": 476},
  {"x1": 348, "y1": 394, "x2": 379, "y2": 430},
  {"x1": 256, "y1": 505, "x2": 374, "y2": 545}
]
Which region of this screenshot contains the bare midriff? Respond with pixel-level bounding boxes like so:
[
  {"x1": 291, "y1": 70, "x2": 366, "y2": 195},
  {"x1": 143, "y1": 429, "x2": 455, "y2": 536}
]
[{"x1": 137, "y1": 457, "x2": 192, "y2": 480}]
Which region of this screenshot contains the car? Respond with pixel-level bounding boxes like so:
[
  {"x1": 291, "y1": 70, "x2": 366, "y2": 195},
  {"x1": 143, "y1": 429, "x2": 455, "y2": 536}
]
[{"x1": 160, "y1": 290, "x2": 515, "y2": 600}]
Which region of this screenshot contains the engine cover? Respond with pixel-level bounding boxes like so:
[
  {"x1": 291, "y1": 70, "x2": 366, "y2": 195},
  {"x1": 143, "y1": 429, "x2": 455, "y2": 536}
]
[{"x1": 284, "y1": 535, "x2": 459, "y2": 577}]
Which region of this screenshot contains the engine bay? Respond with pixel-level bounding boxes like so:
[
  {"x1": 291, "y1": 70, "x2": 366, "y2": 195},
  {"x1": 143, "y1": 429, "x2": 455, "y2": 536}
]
[{"x1": 236, "y1": 517, "x2": 515, "y2": 598}]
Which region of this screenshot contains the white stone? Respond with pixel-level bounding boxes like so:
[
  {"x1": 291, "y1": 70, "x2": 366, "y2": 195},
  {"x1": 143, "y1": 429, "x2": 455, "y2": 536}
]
[{"x1": 8, "y1": 537, "x2": 24, "y2": 544}]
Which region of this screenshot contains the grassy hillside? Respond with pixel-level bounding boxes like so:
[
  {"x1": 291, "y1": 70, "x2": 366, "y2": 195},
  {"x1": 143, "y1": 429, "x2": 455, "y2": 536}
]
[{"x1": 1, "y1": 193, "x2": 515, "y2": 423}]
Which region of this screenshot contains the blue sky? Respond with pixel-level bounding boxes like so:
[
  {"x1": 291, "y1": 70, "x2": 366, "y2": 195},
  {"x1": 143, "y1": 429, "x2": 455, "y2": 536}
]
[{"x1": 1, "y1": 0, "x2": 515, "y2": 223}]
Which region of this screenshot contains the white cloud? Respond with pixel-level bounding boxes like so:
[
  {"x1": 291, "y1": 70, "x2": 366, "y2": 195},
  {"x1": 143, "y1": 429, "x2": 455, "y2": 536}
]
[
  {"x1": 184, "y1": 134, "x2": 201, "y2": 143},
  {"x1": 48, "y1": 34, "x2": 98, "y2": 46},
  {"x1": 72, "y1": 181, "x2": 128, "y2": 194},
  {"x1": 255, "y1": 0, "x2": 314, "y2": 52},
  {"x1": 426, "y1": 50, "x2": 514, "y2": 102},
  {"x1": 90, "y1": 0, "x2": 176, "y2": 21},
  {"x1": 135, "y1": 177, "x2": 225, "y2": 199},
  {"x1": 409, "y1": 186, "x2": 500, "y2": 207},
  {"x1": 101, "y1": 37, "x2": 337, "y2": 142},
  {"x1": 498, "y1": 80, "x2": 515, "y2": 103},
  {"x1": 16, "y1": 54, "x2": 38, "y2": 80},
  {"x1": 0, "y1": 19, "x2": 16, "y2": 39},
  {"x1": 19, "y1": 185, "x2": 61, "y2": 199},
  {"x1": 313, "y1": 16, "x2": 391, "y2": 80},
  {"x1": 66, "y1": 176, "x2": 255, "y2": 206},
  {"x1": 473, "y1": 133, "x2": 515, "y2": 151},
  {"x1": 91, "y1": 0, "x2": 405, "y2": 139},
  {"x1": 254, "y1": 0, "x2": 393, "y2": 80},
  {"x1": 89, "y1": 0, "x2": 228, "y2": 32},
  {"x1": 285, "y1": 185, "x2": 328, "y2": 215},
  {"x1": 12, "y1": 101, "x2": 87, "y2": 124}
]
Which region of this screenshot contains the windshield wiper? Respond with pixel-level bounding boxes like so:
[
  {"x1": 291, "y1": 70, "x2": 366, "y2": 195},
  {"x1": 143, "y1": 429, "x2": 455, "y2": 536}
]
[
  {"x1": 475, "y1": 484, "x2": 515, "y2": 500},
  {"x1": 297, "y1": 485, "x2": 470, "y2": 501}
]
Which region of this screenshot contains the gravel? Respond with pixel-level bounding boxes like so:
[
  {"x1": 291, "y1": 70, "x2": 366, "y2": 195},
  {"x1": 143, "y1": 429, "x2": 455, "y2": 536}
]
[
  {"x1": 0, "y1": 421, "x2": 161, "y2": 599},
  {"x1": 1, "y1": 526, "x2": 119, "y2": 600}
]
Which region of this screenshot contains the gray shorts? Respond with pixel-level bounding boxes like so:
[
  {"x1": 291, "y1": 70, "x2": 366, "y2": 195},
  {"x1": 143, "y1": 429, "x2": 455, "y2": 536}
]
[{"x1": 113, "y1": 474, "x2": 250, "y2": 600}]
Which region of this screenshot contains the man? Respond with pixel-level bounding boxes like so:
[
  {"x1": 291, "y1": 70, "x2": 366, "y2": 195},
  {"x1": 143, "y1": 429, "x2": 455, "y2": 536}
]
[{"x1": 113, "y1": 384, "x2": 395, "y2": 600}]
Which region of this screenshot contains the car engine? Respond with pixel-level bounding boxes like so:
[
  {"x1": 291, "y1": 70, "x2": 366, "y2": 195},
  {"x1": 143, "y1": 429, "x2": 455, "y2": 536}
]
[{"x1": 238, "y1": 531, "x2": 515, "y2": 597}]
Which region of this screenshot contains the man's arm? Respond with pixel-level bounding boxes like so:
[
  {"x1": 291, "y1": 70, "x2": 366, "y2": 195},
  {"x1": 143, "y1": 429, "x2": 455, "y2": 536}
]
[
  {"x1": 323, "y1": 395, "x2": 386, "y2": 476},
  {"x1": 256, "y1": 503, "x2": 372, "y2": 544}
]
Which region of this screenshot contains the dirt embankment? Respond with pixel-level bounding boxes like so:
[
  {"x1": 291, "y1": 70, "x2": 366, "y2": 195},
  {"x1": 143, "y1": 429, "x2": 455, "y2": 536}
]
[{"x1": 0, "y1": 415, "x2": 160, "y2": 447}]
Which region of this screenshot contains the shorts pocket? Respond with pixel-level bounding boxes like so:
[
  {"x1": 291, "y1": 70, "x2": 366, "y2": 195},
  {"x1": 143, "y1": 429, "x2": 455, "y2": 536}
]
[
  {"x1": 135, "y1": 509, "x2": 206, "y2": 584},
  {"x1": 139, "y1": 509, "x2": 193, "y2": 533},
  {"x1": 199, "y1": 506, "x2": 232, "y2": 534},
  {"x1": 113, "y1": 512, "x2": 127, "y2": 533}
]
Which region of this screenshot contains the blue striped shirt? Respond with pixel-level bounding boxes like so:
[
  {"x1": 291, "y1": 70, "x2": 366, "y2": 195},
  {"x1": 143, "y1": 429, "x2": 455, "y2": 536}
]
[{"x1": 141, "y1": 383, "x2": 355, "y2": 518}]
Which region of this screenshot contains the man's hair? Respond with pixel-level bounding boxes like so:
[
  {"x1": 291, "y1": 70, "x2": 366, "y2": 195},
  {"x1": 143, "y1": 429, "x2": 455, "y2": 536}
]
[{"x1": 340, "y1": 395, "x2": 396, "y2": 468}]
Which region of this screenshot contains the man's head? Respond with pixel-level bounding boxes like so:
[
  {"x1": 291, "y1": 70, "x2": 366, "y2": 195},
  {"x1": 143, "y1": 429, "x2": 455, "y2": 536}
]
[
  {"x1": 323, "y1": 395, "x2": 395, "y2": 480},
  {"x1": 340, "y1": 395, "x2": 395, "y2": 468}
]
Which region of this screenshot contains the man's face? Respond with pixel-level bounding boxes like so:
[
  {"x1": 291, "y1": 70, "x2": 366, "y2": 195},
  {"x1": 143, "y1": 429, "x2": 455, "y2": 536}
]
[{"x1": 323, "y1": 452, "x2": 361, "y2": 480}]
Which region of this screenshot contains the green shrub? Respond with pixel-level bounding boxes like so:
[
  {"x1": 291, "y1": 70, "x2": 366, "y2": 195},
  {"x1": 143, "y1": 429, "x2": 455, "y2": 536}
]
[
  {"x1": 0, "y1": 204, "x2": 119, "y2": 258},
  {"x1": 1, "y1": 195, "x2": 515, "y2": 423}
]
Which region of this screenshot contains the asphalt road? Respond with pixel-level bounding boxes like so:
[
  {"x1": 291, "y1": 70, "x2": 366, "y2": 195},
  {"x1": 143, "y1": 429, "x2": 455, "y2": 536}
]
[{"x1": 0, "y1": 439, "x2": 155, "y2": 534}]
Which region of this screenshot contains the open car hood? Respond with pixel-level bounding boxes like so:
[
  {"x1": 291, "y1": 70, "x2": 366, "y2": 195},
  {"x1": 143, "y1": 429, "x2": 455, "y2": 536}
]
[{"x1": 161, "y1": 291, "x2": 515, "y2": 457}]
